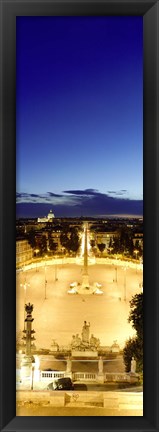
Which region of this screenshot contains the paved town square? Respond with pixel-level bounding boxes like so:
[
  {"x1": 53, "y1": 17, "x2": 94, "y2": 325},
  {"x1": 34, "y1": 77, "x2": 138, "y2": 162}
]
[{"x1": 16, "y1": 260, "x2": 142, "y2": 350}]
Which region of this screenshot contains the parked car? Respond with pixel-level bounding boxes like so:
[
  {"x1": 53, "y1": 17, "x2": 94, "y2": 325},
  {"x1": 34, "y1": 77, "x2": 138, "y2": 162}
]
[
  {"x1": 44, "y1": 368, "x2": 53, "y2": 371},
  {"x1": 47, "y1": 377, "x2": 74, "y2": 391}
]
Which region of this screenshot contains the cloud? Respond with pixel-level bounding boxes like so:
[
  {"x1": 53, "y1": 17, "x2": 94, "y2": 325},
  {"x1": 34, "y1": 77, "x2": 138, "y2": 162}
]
[
  {"x1": 16, "y1": 188, "x2": 143, "y2": 218},
  {"x1": 47, "y1": 192, "x2": 63, "y2": 197},
  {"x1": 63, "y1": 189, "x2": 99, "y2": 196},
  {"x1": 16, "y1": 191, "x2": 79, "y2": 207},
  {"x1": 107, "y1": 190, "x2": 128, "y2": 196}
]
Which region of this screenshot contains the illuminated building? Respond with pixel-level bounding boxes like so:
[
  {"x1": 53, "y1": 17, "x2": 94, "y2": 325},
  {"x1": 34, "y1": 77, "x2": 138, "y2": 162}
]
[
  {"x1": 37, "y1": 210, "x2": 55, "y2": 223},
  {"x1": 16, "y1": 239, "x2": 33, "y2": 268}
]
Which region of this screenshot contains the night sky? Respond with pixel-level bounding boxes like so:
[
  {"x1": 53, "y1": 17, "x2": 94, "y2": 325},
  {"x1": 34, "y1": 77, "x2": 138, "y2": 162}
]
[{"x1": 16, "y1": 16, "x2": 143, "y2": 218}]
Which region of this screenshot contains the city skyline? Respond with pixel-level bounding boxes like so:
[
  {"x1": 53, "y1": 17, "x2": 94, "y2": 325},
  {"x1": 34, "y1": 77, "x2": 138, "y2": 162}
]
[{"x1": 16, "y1": 16, "x2": 143, "y2": 218}]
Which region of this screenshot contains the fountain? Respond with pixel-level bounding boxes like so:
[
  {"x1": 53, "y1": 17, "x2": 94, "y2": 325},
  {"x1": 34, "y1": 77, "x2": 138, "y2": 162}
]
[{"x1": 71, "y1": 321, "x2": 100, "y2": 357}]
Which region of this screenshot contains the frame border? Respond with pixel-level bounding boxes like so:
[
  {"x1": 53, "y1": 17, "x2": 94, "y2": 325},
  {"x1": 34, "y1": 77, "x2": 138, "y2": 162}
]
[{"x1": 0, "y1": 0, "x2": 159, "y2": 431}]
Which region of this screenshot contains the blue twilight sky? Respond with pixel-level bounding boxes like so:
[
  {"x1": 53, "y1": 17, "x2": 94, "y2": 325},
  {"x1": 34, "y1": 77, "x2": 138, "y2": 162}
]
[{"x1": 16, "y1": 16, "x2": 143, "y2": 218}]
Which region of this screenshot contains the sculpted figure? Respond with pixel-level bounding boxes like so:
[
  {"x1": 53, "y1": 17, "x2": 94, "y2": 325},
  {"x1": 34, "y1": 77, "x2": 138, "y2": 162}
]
[
  {"x1": 82, "y1": 321, "x2": 90, "y2": 344},
  {"x1": 131, "y1": 356, "x2": 136, "y2": 373}
]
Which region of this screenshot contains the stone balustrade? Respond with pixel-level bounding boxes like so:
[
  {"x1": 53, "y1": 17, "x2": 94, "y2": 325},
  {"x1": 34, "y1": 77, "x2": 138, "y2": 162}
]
[{"x1": 39, "y1": 370, "x2": 139, "y2": 384}]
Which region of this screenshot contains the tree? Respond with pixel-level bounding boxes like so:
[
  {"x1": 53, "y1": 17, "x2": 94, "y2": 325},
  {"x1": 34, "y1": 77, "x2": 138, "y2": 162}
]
[
  {"x1": 27, "y1": 229, "x2": 36, "y2": 249},
  {"x1": 90, "y1": 239, "x2": 95, "y2": 248},
  {"x1": 109, "y1": 237, "x2": 113, "y2": 248},
  {"x1": 111, "y1": 229, "x2": 134, "y2": 257},
  {"x1": 128, "y1": 293, "x2": 143, "y2": 341},
  {"x1": 60, "y1": 228, "x2": 80, "y2": 254},
  {"x1": 97, "y1": 243, "x2": 105, "y2": 254},
  {"x1": 49, "y1": 238, "x2": 58, "y2": 254},
  {"x1": 112, "y1": 236, "x2": 120, "y2": 254},
  {"x1": 69, "y1": 231, "x2": 80, "y2": 253},
  {"x1": 39, "y1": 235, "x2": 47, "y2": 256},
  {"x1": 123, "y1": 293, "x2": 143, "y2": 373},
  {"x1": 60, "y1": 232, "x2": 70, "y2": 251},
  {"x1": 123, "y1": 337, "x2": 143, "y2": 373}
]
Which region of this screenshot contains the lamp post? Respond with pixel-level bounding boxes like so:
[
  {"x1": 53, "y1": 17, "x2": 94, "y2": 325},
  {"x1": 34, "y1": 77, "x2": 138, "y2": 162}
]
[
  {"x1": 114, "y1": 256, "x2": 118, "y2": 283},
  {"x1": 124, "y1": 267, "x2": 127, "y2": 301},
  {"x1": 55, "y1": 263, "x2": 58, "y2": 281},
  {"x1": 114, "y1": 266, "x2": 117, "y2": 283},
  {"x1": 20, "y1": 281, "x2": 30, "y2": 329},
  {"x1": 44, "y1": 256, "x2": 47, "y2": 300},
  {"x1": 134, "y1": 249, "x2": 139, "y2": 273},
  {"x1": 31, "y1": 358, "x2": 35, "y2": 390},
  {"x1": 112, "y1": 263, "x2": 117, "y2": 283},
  {"x1": 35, "y1": 249, "x2": 39, "y2": 272}
]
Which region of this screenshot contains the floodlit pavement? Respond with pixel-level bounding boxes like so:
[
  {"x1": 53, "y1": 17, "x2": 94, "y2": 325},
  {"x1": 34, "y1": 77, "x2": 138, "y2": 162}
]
[
  {"x1": 17, "y1": 405, "x2": 143, "y2": 416},
  {"x1": 16, "y1": 389, "x2": 143, "y2": 416},
  {"x1": 16, "y1": 260, "x2": 142, "y2": 350}
]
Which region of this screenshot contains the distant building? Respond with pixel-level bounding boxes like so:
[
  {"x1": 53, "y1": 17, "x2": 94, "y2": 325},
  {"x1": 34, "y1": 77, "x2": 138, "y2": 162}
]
[
  {"x1": 34, "y1": 230, "x2": 62, "y2": 253},
  {"x1": 51, "y1": 231, "x2": 62, "y2": 252},
  {"x1": 16, "y1": 239, "x2": 33, "y2": 268},
  {"x1": 111, "y1": 340, "x2": 120, "y2": 353},
  {"x1": 37, "y1": 210, "x2": 55, "y2": 223},
  {"x1": 93, "y1": 231, "x2": 119, "y2": 250},
  {"x1": 133, "y1": 232, "x2": 143, "y2": 250}
]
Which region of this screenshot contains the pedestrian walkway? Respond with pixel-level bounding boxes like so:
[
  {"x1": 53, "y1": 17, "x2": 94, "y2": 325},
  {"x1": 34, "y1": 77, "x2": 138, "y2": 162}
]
[{"x1": 16, "y1": 389, "x2": 143, "y2": 416}]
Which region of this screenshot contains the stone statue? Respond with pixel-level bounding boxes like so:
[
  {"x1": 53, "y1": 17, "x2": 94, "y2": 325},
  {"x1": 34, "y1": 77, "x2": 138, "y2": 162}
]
[
  {"x1": 71, "y1": 321, "x2": 100, "y2": 353},
  {"x1": 90, "y1": 334, "x2": 96, "y2": 345},
  {"x1": 71, "y1": 335, "x2": 75, "y2": 342},
  {"x1": 90, "y1": 334, "x2": 100, "y2": 349},
  {"x1": 131, "y1": 356, "x2": 136, "y2": 373},
  {"x1": 71, "y1": 334, "x2": 81, "y2": 349},
  {"x1": 82, "y1": 321, "x2": 90, "y2": 344}
]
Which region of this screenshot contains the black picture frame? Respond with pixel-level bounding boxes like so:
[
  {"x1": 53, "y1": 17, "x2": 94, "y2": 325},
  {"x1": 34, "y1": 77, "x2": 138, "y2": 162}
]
[{"x1": 0, "y1": 0, "x2": 159, "y2": 431}]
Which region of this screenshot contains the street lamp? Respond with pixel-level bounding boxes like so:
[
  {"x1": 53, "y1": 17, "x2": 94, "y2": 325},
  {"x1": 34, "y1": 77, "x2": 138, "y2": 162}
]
[
  {"x1": 134, "y1": 249, "x2": 139, "y2": 273},
  {"x1": 20, "y1": 281, "x2": 30, "y2": 329},
  {"x1": 31, "y1": 358, "x2": 35, "y2": 390},
  {"x1": 34, "y1": 249, "x2": 39, "y2": 272},
  {"x1": 55, "y1": 263, "x2": 58, "y2": 281},
  {"x1": 114, "y1": 256, "x2": 118, "y2": 283},
  {"x1": 124, "y1": 267, "x2": 127, "y2": 301},
  {"x1": 44, "y1": 255, "x2": 48, "y2": 300},
  {"x1": 114, "y1": 266, "x2": 117, "y2": 283},
  {"x1": 112, "y1": 263, "x2": 117, "y2": 283}
]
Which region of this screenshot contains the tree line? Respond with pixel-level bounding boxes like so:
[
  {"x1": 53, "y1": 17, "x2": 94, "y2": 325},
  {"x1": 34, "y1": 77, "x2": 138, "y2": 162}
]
[
  {"x1": 123, "y1": 292, "x2": 143, "y2": 377},
  {"x1": 91, "y1": 228, "x2": 142, "y2": 259},
  {"x1": 25, "y1": 227, "x2": 81, "y2": 257}
]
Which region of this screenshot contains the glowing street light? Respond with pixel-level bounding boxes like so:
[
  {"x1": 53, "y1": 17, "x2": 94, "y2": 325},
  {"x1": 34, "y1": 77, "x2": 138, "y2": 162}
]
[
  {"x1": 115, "y1": 256, "x2": 118, "y2": 283},
  {"x1": 112, "y1": 263, "x2": 117, "y2": 283},
  {"x1": 55, "y1": 263, "x2": 58, "y2": 281},
  {"x1": 123, "y1": 266, "x2": 127, "y2": 301},
  {"x1": 44, "y1": 255, "x2": 48, "y2": 300},
  {"x1": 114, "y1": 266, "x2": 117, "y2": 283},
  {"x1": 134, "y1": 249, "x2": 139, "y2": 273},
  {"x1": 113, "y1": 256, "x2": 118, "y2": 283},
  {"x1": 34, "y1": 248, "x2": 39, "y2": 272}
]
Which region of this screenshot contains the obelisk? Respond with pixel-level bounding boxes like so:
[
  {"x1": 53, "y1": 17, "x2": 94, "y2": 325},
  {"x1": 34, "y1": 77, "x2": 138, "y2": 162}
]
[{"x1": 78, "y1": 223, "x2": 94, "y2": 294}]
